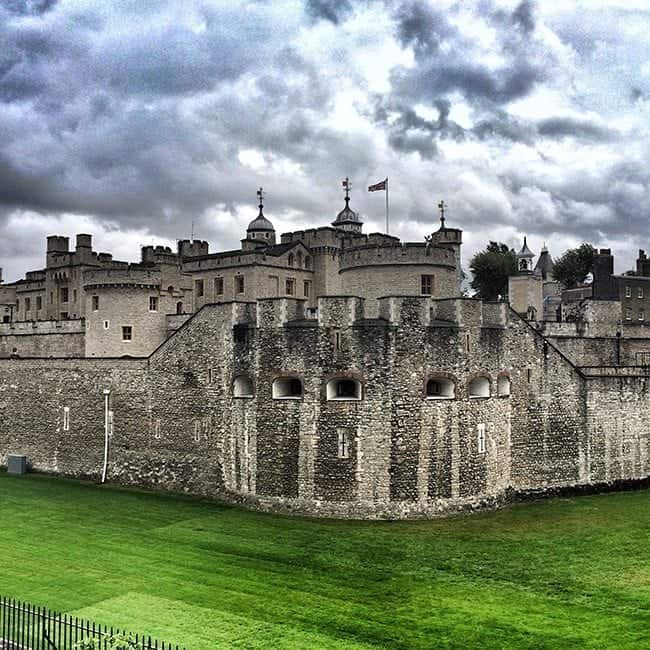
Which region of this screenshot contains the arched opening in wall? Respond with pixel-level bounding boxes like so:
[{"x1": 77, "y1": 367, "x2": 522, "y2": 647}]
[
  {"x1": 497, "y1": 375, "x2": 511, "y2": 397},
  {"x1": 425, "y1": 377, "x2": 455, "y2": 399},
  {"x1": 176, "y1": 302, "x2": 183, "y2": 315},
  {"x1": 297, "y1": 251, "x2": 303, "y2": 268},
  {"x1": 288, "y1": 253, "x2": 294, "y2": 267},
  {"x1": 468, "y1": 376, "x2": 490, "y2": 398},
  {"x1": 272, "y1": 377, "x2": 303, "y2": 399},
  {"x1": 233, "y1": 375, "x2": 254, "y2": 398},
  {"x1": 304, "y1": 256, "x2": 311, "y2": 269},
  {"x1": 326, "y1": 378, "x2": 362, "y2": 401},
  {"x1": 167, "y1": 286, "x2": 174, "y2": 294}
]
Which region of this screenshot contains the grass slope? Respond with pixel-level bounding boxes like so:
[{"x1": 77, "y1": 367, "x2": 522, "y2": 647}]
[{"x1": 0, "y1": 473, "x2": 649, "y2": 648}]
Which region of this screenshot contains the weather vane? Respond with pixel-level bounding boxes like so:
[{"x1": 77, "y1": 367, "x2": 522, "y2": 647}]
[
  {"x1": 342, "y1": 177, "x2": 351, "y2": 202},
  {"x1": 438, "y1": 200, "x2": 446, "y2": 228},
  {"x1": 256, "y1": 187, "x2": 264, "y2": 215}
]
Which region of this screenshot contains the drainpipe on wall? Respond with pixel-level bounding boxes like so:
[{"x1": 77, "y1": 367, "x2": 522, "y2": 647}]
[{"x1": 101, "y1": 389, "x2": 110, "y2": 483}]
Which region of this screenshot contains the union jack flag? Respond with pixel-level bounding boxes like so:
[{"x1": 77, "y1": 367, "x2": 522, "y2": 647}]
[{"x1": 368, "y1": 178, "x2": 387, "y2": 192}]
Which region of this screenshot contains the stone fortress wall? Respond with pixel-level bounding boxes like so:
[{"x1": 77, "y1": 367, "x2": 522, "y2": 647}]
[{"x1": 1, "y1": 295, "x2": 648, "y2": 519}]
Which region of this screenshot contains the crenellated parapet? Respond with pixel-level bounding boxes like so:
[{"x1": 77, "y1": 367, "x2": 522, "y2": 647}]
[
  {"x1": 83, "y1": 267, "x2": 162, "y2": 289},
  {"x1": 339, "y1": 243, "x2": 456, "y2": 271}
]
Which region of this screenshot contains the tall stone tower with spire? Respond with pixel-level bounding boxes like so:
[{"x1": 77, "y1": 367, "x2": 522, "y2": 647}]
[{"x1": 509, "y1": 236, "x2": 543, "y2": 320}]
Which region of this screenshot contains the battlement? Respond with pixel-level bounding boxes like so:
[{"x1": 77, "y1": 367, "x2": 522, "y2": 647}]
[
  {"x1": 83, "y1": 267, "x2": 161, "y2": 288},
  {"x1": 0, "y1": 319, "x2": 85, "y2": 335},
  {"x1": 339, "y1": 243, "x2": 456, "y2": 270}
]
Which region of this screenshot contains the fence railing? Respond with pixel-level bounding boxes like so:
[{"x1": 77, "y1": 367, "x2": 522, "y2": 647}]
[{"x1": 0, "y1": 597, "x2": 184, "y2": 650}]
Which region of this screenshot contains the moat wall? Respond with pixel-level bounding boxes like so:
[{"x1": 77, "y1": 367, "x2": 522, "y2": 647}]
[{"x1": 0, "y1": 299, "x2": 648, "y2": 519}]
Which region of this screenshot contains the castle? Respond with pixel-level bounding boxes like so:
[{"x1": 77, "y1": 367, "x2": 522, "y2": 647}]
[{"x1": 1, "y1": 188, "x2": 649, "y2": 519}]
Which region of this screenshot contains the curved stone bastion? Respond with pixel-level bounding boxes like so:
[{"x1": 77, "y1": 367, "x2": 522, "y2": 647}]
[{"x1": 1, "y1": 296, "x2": 649, "y2": 519}]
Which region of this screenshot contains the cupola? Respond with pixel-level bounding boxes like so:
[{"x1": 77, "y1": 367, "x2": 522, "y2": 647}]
[
  {"x1": 332, "y1": 177, "x2": 363, "y2": 233},
  {"x1": 246, "y1": 187, "x2": 276, "y2": 245}
]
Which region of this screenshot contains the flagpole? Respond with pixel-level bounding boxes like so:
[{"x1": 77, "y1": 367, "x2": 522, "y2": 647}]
[{"x1": 385, "y1": 177, "x2": 389, "y2": 235}]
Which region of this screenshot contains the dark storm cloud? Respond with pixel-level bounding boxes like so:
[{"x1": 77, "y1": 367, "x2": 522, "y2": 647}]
[
  {"x1": 5, "y1": 0, "x2": 57, "y2": 16},
  {"x1": 373, "y1": 0, "x2": 553, "y2": 158},
  {"x1": 537, "y1": 117, "x2": 617, "y2": 142},
  {"x1": 511, "y1": 0, "x2": 536, "y2": 34},
  {"x1": 304, "y1": 0, "x2": 352, "y2": 24}
]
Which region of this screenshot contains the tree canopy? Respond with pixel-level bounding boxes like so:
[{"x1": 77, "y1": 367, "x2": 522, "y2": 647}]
[
  {"x1": 469, "y1": 242, "x2": 518, "y2": 301},
  {"x1": 552, "y1": 243, "x2": 596, "y2": 289}
]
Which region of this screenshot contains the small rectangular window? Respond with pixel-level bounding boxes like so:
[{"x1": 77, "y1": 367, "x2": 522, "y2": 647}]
[
  {"x1": 639, "y1": 287, "x2": 644, "y2": 299},
  {"x1": 626, "y1": 308, "x2": 632, "y2": 321},
  {"x1": 103, "y1": 320, "x2": 110, "y2": 330},
  {"x1": 235, "y1": 276, "x2": 245, "y2": 294},
  {"x1": 49, "y1": 291, "x2": 53, "y2": 304},
  {"x1": 25, "y1": 297, "x2": 31, "y2": 312},
  {"x1": 122, "y1": 325, "x2": 133, "y2": 341},
  {"x1": 60, "y1": 287, "x2": 69, "y2": 303},
  {"x1": 477, "y1": 423, "x2": 486, "y2": 453},
  {"x1": 149, "y1": 296, "x2": 158, "y2": 311},
  {"x1": 73, "y1": 289, "x2": 77, "y2": 303},
  {"x1": 303, "y1": 281, "x2": 311, "y2": 297},
  {"x1": 214, "y1": 277, "x2": 224, "y2": 295},
  {"x1": 527, "y1": 368, "x2": 532, "y2": 383},
  {"x1": 286, "y1": 278, "x2": 295, "y2": 296},
  {"x1": 334, "y1": 330, "x2": 342, "y2": 351},
  {"x1": 421, "y1": 274, "x2": 434, "y2": 295},
  {"x1": 195, "y1": 279, "x2": 204, "y2": 297},
  {"x1": 63, "y1": 406, "x2": 70, "y2": 432},
  {"x1": 625, "y1": 286, "x2": 632, "y2": 298},
  {"x1": 92, "y1": 296, "x2": 99, "y2": 311},
  {"x1": 465, "y1": 333, "x2": 470, "y2": 353},
  {"x1": 639, "y1": 310, "x2": 645, "y2": 321},
  {"x1": 193, "y1": 420, "x2": 201, "y2": 442},
  {"x1": 337, "y1": 429, "x2": 351, "y2": 459},
  {"x1": 36, "y1": 296, "x2": 42, "y2": 311}
]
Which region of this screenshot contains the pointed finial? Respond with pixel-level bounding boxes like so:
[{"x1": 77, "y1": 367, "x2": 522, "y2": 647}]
[
  {"x1": 438, "y1": 200, "x2": 446, "y2": 228},
  {"x1": 256, "y1": 187, "x2": 264, "y2": 217},
  {"x1": 342, "y1": 177, "x2": 351, "y2": 205}
]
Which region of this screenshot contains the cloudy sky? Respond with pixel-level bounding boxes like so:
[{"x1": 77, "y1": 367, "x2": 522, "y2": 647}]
[{"x1": 1, "y1": 0, "x2": 649, "y2": 281}]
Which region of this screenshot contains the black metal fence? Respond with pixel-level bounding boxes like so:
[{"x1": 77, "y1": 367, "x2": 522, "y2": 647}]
[{"x1": 0, "y1": 597, "x2": 184, "y2": 650}]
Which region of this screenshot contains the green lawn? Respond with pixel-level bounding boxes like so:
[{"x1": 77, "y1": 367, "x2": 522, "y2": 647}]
[{"x1": 0, "y1": 474, "x2": 649, "y2": 649}]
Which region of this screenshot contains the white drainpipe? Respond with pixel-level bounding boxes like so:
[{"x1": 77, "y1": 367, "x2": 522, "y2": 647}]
[{"x1": 101, "y1": 389, "x2": 111, "y2": 483}]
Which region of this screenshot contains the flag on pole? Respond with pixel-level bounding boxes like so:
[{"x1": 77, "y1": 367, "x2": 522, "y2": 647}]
[{"x1": 368, "y1": 178, "x2": 387, "y2": 192}]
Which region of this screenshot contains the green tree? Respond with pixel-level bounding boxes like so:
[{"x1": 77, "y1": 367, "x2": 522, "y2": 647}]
[
  {"x1": 469, "y1": 242, "x2": 518, "y2": 301},
  {"x1": 552, "y1": 243, "x2": 596, "y2": 289}
]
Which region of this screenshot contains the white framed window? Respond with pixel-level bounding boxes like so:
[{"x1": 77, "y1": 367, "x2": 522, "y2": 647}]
[
  {"x1": 233, "y1": 375, "x2": 254, "y2": 397},
  {"x1": 469, "y1": 376, "x2": 490, "y2": 398},
  {"x1": 626, "y1": 308, "x2": 632, "y2": 321},
  {"x1": 426, "y1": 377, "x2": 455, "y2": 399},
  {"x1": 640, "y1": 310, "x2": 645, "y2": 321},
  {"x1": 92, "y1": 296, "x2": 99, "y2": 311},
  {"x1": 272, "y1": 377, "x2": 303, "y2": 399},
  {"x1": 326, "y1": 378, "x2": 362, "y2": 401},
  {"x1": 63, "y1": 406, "x2": 70, "y2": 432},
  {"x1": 477, "y1": 423, "x2": 486, "y2": 453},
  {"x1": 337, "y1": 428, "x2": 351, "y2": 459},
  {"x1": 149, "y1": 296, "x2": 158, "y2": 312},
  {"x1": 122, "y1": 325, "x2": 133, "y2": 341},
  {"x1": 103, "y1": 320, "x2": 110, "y2": 330},
  {"x1": 625, "y1": 286, "x2": 632, "y2": 298}
]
